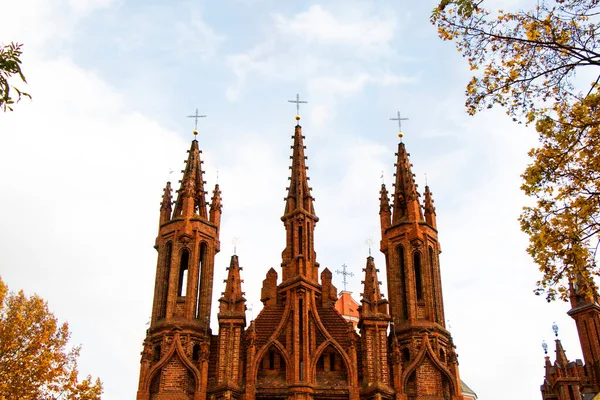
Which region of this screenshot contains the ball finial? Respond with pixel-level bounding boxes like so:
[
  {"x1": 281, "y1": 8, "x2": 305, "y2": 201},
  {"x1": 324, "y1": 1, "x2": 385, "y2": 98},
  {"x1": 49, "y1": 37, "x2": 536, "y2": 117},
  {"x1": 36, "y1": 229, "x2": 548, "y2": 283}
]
[
  {"x1": 193, "y1": 130, "x2": 198, "y2": 136},
  {"x1": 295, "y1": 115, "x2": 301, "y2": 121},
  {"x1": 398, "y1": 132, "x2": 403, "y2": 138}
]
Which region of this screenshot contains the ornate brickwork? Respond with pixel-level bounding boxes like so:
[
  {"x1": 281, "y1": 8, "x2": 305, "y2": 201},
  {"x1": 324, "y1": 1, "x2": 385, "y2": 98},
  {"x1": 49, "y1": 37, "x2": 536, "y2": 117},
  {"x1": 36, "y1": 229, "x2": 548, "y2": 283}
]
[
  {"x1": 541, "y1": 282, "x2": 600, "y2": 399},
  {"x1": 138, "y1": 123, "x2": 469, "y2": 400}
]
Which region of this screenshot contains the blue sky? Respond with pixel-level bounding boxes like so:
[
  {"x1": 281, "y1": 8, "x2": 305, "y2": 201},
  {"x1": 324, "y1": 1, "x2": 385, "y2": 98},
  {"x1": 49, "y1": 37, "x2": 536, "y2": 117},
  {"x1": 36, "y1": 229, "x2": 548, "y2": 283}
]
[{"x1": 0, "y1": 0, "x2": 581, "y2": 399}]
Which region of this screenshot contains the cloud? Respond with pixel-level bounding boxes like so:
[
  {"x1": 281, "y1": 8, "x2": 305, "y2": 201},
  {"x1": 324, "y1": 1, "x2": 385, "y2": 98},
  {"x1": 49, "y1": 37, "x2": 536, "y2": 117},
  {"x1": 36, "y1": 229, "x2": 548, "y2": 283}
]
[
  {"x1": 225, "y1": 3, "x2": 411, "y2": 120},
  {"x1": 272, "y1": 5, "x2": 396, "y2": 52}
]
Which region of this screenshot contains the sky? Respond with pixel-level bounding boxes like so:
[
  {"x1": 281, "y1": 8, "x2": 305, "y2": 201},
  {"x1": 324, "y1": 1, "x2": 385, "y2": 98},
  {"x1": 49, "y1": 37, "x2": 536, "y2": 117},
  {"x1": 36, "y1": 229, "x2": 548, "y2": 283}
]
[{"x1": 0, "y1": 0, "x2": 585, "y2": 399}]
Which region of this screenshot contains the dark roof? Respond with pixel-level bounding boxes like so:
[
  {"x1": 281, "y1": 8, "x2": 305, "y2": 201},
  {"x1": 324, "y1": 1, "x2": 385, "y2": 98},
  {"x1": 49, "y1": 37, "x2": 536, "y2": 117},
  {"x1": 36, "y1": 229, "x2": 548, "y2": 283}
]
[{"x1": 461, "y1": 380, "x2": 477, "y2": 396}]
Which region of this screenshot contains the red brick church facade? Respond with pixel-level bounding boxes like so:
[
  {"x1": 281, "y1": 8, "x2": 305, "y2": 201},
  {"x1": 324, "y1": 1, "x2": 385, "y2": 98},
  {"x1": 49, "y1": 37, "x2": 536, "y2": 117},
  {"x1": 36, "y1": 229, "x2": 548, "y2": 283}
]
[{"x1": 136, "y1": 119, "x2": 469, "y2": 400}]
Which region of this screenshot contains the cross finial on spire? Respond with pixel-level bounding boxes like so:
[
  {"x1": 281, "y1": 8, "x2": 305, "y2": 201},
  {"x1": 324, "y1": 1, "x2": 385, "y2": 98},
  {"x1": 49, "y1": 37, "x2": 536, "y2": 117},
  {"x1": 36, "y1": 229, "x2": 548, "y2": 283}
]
[
  {"x1": 232, "y1": 237, "x2": 240, "y2": 255},
  {"x1": 365, "y1": 237, "x2": 374, "y2": 257},
  {"x1": 390, "y1": 111, "x2": 409, "y2": 141},
  {"x1": 187, "y1": 108, "x2": 207, "y2": 135},
  {"x1": 288, "y1": 93, "x2": 307, "y2": 124},
  {"x1": 336, "y1": 263, "x2": 354, "y2": 291}
]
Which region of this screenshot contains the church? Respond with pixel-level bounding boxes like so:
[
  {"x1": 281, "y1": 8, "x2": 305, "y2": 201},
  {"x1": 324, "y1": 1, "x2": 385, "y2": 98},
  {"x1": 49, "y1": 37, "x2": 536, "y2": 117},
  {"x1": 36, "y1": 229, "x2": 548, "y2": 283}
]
[{"x1": 135, "y1": 106, "x2": 478, "y2": 400}]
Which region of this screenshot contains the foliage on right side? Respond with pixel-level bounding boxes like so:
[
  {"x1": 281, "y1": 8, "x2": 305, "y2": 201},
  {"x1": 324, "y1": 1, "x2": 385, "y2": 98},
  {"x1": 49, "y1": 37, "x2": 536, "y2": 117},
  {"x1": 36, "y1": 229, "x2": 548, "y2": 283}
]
[{"x1": 432, "y1": 0, "x2": 600, "y2": 301}]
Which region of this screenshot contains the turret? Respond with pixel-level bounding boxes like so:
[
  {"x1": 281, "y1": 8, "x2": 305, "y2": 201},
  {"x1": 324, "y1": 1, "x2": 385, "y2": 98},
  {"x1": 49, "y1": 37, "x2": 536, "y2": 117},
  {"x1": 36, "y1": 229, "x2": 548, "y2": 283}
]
[
  {"x1": 139, "y1": 130, "x2": 221, "y2": 400},
  {"x1": 358, "y1": 256, "x2": 392, "y2": 395},
  {"x1": 216, "y1": 255, "x2": 247, "y2": 393},
  {"x1": 379, "y1": 184, "x2": 391, "y2": 240},
  {"x1": 424, "y1": 185, "x2": 437, "y2": 230},
  {"x1": 159, "y1": 181, "x2": 172, "y2": 225},
  {"x1": 210, "y1": 183, "x2": 222, "y2": 233}
]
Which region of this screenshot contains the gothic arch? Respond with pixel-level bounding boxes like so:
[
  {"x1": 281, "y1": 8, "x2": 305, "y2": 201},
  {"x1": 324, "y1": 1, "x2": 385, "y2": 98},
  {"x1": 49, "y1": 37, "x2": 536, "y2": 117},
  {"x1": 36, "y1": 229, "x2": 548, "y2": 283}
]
[
  {"x1": 310, "y1": 340, "x2": 351, "y2": 385},
  {"x1": 143, "y1": 332, "x2": 202, "y2": 393},
  {"x1": 307, "y1": 296, "x2": 358, "y2": 385},
  {"x1": 254, "y1": 341, "x2": 291, "y2": 385},
  {"x1": 401, "y1": 335, "x2": 456, "y2": 395}
]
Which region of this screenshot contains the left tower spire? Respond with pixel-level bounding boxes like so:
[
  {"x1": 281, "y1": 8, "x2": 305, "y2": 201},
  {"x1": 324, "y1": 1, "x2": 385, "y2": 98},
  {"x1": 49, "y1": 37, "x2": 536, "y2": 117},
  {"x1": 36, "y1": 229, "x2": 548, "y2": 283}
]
[{"x1": 138, "y1": 129, "x2": 221, "y2": 400}]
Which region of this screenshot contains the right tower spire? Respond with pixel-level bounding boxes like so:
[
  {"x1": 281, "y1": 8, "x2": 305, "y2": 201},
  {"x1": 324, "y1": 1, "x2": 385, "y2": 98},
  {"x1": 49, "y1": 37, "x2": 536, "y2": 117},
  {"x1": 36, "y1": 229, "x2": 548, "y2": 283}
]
[{"x1": 381, "y1": 129, "x2": 462, "y2": 399}]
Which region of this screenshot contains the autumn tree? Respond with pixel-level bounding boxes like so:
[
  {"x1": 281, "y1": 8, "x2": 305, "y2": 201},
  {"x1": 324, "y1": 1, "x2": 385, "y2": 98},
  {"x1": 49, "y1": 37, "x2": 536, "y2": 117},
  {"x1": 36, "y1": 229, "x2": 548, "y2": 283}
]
[
  {"x1": 0, "y1": 277, "x2": 102, "y2": 400},
  {"x1": 432, "y1": 0, "x2": 600, "y2": 301},
  {"x1": 0, "y1": 42, "x2": 30, "y2": 111}
]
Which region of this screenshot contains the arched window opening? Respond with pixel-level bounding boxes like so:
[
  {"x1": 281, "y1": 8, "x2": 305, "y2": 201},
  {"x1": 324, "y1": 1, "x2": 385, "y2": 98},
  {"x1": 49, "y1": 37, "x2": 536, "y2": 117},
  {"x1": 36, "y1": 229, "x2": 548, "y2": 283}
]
[
  {"x1": 196, "y1": 243, "x2": 207, "y2": 319},
  {"x1": 316, "y1": 348, "x2": 348, "y2": 386},
  {"x1": 298, "y1": 226, "x2": 304, "y2": 254},
  {"x1": 307, "y1": 226, "x2": 311, "y2": 261},
  {"x1": 414, "y1": 252, "x2": 423, "y2": 301},
  {"x1": 178, "y1": 249, "x2": 190, "y2": 297},
  {"x1": 154, "y1": 345, "x2": 161, "y2": 362},
  {"x1": 402, "y1": 348, "x2": 411, "y2": 366},
  {"x1": 257, "y1": 347, "x2": 286, "y2": 387},
  {"x1": 439, "y1": 348, "x2": 446, "y2": 363},
  {"x1": 429, "y1": 246, "x2": 438, "y2": 322},
  {"x1": 396, "y1": 246, "x2": 408, "y2": 320},
  {"x1": 160, "y1": 242, "x2": 172, "y2": 319},
  {"x1": 193, "y1": 343, "x2": 201, "y2": 362}
]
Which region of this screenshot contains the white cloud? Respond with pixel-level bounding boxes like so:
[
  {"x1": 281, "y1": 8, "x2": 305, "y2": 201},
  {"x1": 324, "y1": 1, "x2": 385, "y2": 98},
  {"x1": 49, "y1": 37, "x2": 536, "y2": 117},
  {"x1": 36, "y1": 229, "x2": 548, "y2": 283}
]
[
  {"x1": 225, "y1": 3, "x2": 409, "y2": 119},
  {"x1": 273, "y1": 5, "x2": 396, "y2": 52}
]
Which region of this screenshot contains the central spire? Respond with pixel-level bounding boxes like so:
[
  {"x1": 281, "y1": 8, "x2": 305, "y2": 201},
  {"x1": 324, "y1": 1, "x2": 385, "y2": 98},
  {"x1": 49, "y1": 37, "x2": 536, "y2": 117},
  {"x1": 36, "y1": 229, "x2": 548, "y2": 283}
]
[{"x1": 281, "y1": 121, "x2": 319, "y2": 283}]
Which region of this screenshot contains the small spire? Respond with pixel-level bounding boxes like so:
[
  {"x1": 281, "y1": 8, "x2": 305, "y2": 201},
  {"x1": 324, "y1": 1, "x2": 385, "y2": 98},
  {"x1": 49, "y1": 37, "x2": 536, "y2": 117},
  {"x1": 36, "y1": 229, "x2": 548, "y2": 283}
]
[
  {"x1": 283, "y1": 124, "x2": 316, "y2": 217},
  {"x1": 392, "y1": 142, "x2": 423, "y2": 224},
  {"x1": 379, "y1": 183, "x2": 392, "y2": 237},
  {"x1": 219, "y1": 255, "x2": 246, "y2": 314},
  {"x1": 360, "y1": 257, "x2": 388, "y2": 316},
  {"x1": 209, "y1": 183, "x2": 222, "y2": 229},
  {"x1": 423, "y1": 185, "x2": 437, "y2": 229},
  {"x1": 173, "y1": 140, "x2": 208, "y2": 219},
  {"x1": 159, "y1": 181, "x2": 173, "y2": 225},
  {"x1": 555, "y1": 338, "x2": 569, "y2": 368}
]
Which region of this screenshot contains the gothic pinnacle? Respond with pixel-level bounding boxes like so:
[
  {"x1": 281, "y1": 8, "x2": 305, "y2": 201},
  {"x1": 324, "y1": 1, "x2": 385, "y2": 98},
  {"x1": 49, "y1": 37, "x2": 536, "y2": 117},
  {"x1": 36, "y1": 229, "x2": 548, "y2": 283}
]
[
  {"x1": 173, "y1": 139, "x2": 208, "y2": 219},
  {"x1": 424, "y1": 184, "x2": 437, "y2": 229},
  {"x1": 159, "y1": 181, "x2": 173, "y2": 225},
  {"x1": 360, "y1": 256, "x2": 388, "y2": 316},
  {"x1": 283, "y1": 124, "x2": 316, "y2": 218},
  {"x1": 210, "y1": 183, "x2": 222, "y2": 230},
  {"x1": 392, "y1": 142, "x2": 423, "y2": 224},
  {"x1": 219, "y1": 255, "x2": 246, "y2": 314}
]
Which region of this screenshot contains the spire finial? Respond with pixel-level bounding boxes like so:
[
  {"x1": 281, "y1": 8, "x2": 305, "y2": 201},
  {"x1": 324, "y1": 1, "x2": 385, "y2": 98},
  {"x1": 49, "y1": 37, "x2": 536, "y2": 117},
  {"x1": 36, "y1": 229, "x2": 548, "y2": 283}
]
[
  {"x1": 288, "y1": 93, "x2": 307, "y2": 123},
  {"x1": 552, "y1": 321, "x2": 559, "y2": 337},
  {"x1": 187, "y1": 108, "x2": 207, "y2": 136},
  {"x1": 336, "y1": 263, "x2": 354, "y2": 291},
  {"x1": 542, "y1": 340, "x2": 548, "y2": 355},
  {"x1": 365, "y1": 237, "x2": 374, "y2": 257},
  {"x1": 232, "y1": 237, "x2": 240, "y2": 255},
  {"x1": 381, "y1": 170, "x2": 385, "y2": 185},
  {"x1": 390, "y1": 111, "x2": 409, "y2": 141}
]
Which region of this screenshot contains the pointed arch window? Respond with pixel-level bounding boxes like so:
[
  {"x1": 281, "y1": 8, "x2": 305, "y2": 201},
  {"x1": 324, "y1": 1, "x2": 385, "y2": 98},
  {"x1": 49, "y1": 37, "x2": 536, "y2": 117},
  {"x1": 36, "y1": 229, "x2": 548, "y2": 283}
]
[
  {"x1": 396, "y1": 245, "x2": 408, "y2": 320},
  {"x1": 414, "y1": 252, "x2": 423, "y2": 301},
  {"x1": 196, "y1": 243, "x2": 207, "y2": 318},
  {"x1": 178, "y1": 249, "x2": 190, "y2": 297},
  {"x1": 429, "y1": 246, "x2": 438, "y2": 321},
  {"x1": 159, "y1": 242, "x2": 172, "y2": 318}
]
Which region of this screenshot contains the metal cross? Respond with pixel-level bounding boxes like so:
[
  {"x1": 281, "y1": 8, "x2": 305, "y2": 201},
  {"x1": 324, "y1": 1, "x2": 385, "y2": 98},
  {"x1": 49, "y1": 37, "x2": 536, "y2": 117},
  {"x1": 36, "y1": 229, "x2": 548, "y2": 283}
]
[
  {"x1": 232, "y1": 237, "x2": 240, "y2": 255},
  {"x1": 336, "y1": 264, "x2": 354, "y2": 291},
  {"x1": 187, "y1": 108, "x2": 207, "y2": 131},
  {"x1": 288, "y1": 93, "x2": 307, "y2": 115},
  {"x1": 365, "y1": 237, "x2": 374, "y2": 257},
  {"x1": 390, "y1": 111, "x2": 409, "y2": 133}
]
